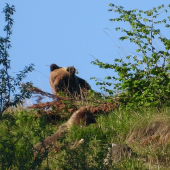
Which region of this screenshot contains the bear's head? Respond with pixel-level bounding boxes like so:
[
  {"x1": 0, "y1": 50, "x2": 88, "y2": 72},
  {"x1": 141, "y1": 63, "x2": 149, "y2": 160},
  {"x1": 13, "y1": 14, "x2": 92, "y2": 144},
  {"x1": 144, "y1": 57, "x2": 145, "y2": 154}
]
[{"x1": 50, "y1": 64, "x2": 91, "y2": 97}]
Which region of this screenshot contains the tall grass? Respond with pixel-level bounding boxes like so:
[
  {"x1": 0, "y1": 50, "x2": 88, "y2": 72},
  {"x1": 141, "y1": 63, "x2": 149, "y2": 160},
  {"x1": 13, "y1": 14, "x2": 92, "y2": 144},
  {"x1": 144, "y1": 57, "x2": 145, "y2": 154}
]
[{"x1": 1, "y1": 105, "x2": 170, "y2": 169}]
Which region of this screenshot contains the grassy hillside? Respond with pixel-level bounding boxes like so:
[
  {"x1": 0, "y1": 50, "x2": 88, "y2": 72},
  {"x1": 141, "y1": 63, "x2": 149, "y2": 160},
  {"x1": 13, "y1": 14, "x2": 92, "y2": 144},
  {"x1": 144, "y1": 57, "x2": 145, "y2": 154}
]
[{"x1": 1, "y1": 105, "x2": 170, "y2": 170}]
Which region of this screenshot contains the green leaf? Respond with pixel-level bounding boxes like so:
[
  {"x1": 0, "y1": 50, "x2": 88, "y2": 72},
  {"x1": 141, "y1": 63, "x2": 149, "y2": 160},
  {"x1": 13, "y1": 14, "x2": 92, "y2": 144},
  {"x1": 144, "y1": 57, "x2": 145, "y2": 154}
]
[
  {"x1": 143, "y1": 18, "x2": 148, "y2": 22},
  {"x1": 115, "y1": 27, "x2": 120, "y2": 31}
]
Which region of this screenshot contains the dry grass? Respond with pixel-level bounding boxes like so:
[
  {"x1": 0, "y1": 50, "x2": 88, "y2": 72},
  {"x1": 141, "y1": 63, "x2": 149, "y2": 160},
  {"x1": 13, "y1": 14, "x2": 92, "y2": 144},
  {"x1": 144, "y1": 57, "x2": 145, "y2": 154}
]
[
  {"x1": 27, "y1": 86, "x2": 118, "y2": 122},
  {"x1": 125, "y1": 110, "x2": 170, "y2": 169},
  {"x1": 127, "y1": 115, "x2": 170, "y2": 146}
]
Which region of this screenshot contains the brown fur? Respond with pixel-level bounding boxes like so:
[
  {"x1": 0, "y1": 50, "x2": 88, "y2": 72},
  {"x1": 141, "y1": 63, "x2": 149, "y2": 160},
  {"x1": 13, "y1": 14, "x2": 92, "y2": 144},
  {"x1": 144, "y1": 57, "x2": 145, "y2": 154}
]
[
  {"x1": 49, "y1": 64, "x2": 91, "y2": 97},
  {"x1": 34, "y1": 106, "x2": 96, "y2": 153}
]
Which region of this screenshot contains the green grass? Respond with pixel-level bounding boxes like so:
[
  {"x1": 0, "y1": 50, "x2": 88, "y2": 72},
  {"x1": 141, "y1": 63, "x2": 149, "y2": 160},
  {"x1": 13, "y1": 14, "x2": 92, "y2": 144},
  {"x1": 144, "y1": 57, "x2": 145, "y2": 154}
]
[{"x1": 1, "y1": 106, "x2": 170, "y2": 169}]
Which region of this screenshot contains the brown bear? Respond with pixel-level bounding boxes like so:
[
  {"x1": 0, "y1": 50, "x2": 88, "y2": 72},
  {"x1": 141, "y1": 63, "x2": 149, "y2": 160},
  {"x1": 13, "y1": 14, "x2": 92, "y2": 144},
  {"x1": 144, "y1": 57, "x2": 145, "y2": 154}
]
[
  {"x1": 34, "y1": 106, "x2": 96, "y2": 153},
  {"x1": 49, "y1": 64, "x2": 91, "y2": 97}
]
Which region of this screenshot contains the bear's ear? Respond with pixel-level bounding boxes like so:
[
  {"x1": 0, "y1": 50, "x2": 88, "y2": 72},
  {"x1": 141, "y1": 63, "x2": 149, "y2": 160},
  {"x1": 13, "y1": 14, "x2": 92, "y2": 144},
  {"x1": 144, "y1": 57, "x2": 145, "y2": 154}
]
[
  {"x1": 67, "y1": 66, "x2": 76, "y2": 75},
  {"x1": 50, "y1": 64, "x2": 60, "y2": 72}
]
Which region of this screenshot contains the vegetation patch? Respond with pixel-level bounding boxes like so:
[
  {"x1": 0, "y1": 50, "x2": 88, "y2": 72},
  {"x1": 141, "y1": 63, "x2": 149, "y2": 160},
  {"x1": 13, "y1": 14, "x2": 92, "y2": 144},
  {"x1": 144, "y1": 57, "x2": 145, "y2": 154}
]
[{"x1": 1, "y1": 2, "x2": 170, "y2": 170}]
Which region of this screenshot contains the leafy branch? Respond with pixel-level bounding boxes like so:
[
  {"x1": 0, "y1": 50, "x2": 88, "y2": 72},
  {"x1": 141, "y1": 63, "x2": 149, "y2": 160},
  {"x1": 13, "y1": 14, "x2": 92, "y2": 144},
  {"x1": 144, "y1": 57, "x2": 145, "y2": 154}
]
[
  {"x1": 0, "y1": 4, "x2": 34, "y2": 119},
  {"x1": 92, "y1": 3, "x2": 170, "y2": 109}
]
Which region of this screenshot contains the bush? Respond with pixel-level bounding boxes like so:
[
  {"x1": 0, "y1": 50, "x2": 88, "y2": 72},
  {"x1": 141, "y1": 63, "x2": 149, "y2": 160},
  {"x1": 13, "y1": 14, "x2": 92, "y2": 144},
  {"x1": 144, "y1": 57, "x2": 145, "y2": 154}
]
[{"x1": 92, "y1": 4, "x2": 170, "y2": 109}]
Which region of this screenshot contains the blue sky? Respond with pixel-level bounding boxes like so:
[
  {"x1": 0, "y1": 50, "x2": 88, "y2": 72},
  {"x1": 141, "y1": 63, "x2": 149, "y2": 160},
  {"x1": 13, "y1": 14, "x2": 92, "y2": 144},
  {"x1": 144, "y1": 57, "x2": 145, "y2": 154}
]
[{"x1": 0, "y1": 1, "x2": 170, "y2": 98}]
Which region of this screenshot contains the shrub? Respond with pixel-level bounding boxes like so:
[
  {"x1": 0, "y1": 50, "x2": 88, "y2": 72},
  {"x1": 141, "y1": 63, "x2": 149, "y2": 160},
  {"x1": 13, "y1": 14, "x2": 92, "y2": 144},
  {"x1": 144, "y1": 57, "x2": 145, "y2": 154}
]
[{"x1": 92, "y1": 4, "x2": 170, "y2": 109}]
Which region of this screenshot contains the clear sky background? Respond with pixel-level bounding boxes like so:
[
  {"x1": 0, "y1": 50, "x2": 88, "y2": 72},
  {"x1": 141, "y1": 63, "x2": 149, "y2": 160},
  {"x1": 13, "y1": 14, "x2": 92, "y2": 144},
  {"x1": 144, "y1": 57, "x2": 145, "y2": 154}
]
[{"x1": 0, "y1": 1, "x2": 169, "y2": 100}]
